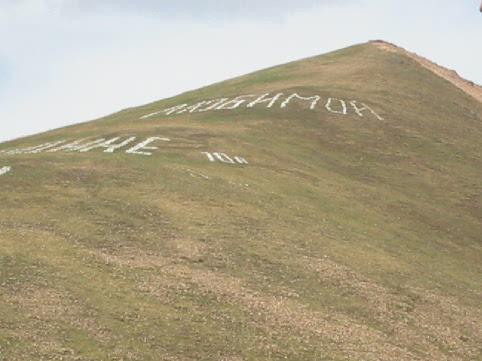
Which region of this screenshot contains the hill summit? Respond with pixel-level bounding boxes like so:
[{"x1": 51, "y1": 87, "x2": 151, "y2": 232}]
[{"x1": 1, "y1": 41, "x2": 481, "y2": 361}]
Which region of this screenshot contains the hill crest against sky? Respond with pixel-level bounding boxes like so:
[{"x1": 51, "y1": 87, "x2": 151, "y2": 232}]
[
  {"x1": 371, "y1": 40, "x2": 482, "y2": 102},
  {"x1": 0, "y1": 42, "x2": 481, "y2": 361}
]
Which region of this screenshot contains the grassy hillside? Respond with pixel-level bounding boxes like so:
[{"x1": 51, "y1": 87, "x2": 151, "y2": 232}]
[{"x1": 0, "y1": 42, "x2": 481, "y2": 361}]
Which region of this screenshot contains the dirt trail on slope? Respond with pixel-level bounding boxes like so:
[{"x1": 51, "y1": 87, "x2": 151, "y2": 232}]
[{"x1": 371, "y1": 40, "x2": 482, "y2": 103}]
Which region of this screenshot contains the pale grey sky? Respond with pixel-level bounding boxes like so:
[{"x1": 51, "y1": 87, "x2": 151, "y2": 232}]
[{"x1": 0, "y1": 0, "x2": 481, "y2": 143}]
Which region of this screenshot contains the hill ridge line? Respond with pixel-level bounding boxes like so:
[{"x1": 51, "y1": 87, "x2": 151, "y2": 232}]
[{"x1": 370, "y1": 40, "x2": 482, "y2": 103}]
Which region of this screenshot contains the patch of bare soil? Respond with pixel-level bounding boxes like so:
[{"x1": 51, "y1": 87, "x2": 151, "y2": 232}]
[{"x1": 371, "y1": 40, "x2": 482, "y2": 103}]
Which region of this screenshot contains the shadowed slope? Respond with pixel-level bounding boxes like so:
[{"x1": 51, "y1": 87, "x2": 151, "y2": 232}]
[{"x1": 0, "y1": 42, "x2": 481, "y2": 361}]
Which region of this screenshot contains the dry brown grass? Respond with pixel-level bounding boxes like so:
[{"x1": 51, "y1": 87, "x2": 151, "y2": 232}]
[
  {"x1": 96, "y1": 247, "x2": 464, "y2": 361},
  {"x1": 4, "y1": 285, "x2": 112, "y2": 360},
  {"x1": 308, "y1": 256, "x2": 482, "y2": 361},
  {"x1": 94, "y1": 240, "x2": 482, "y2": 361}
]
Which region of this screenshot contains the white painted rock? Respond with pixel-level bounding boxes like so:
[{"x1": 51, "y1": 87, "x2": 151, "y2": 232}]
[
  {"x1": 202, "y1": 152, "x2": 248, "y2": 165},
  {"x1": 140, "y1": 91, "x2": 385, "y2": 121},
  {"x1": 0, "y1": 166, "x2": 11, "y2": 176}
]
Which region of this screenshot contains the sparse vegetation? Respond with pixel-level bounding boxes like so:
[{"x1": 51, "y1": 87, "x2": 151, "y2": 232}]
[{"x1": 0, "y1": 42, "x2": 481, "y2": 361}]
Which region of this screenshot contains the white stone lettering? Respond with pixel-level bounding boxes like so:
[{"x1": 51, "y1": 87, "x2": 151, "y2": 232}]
[
  {"x1": 177, "y1": 100, "x2": 217, "y2": 114},
  {"x1": 24, "y1": 140, "x2": 67, "y2": 154},
  {"x1": 247, "y1": 92, "x2": 284, "y2": 108},
  {"x1": 139, "y1": 92, "x2": 385, "y2": 121},
  {"x1": 164, "y1": 104, "x2": 189, "y2": 116},
  {"x1": 197, "y1": 98, "x2": 229, "y2": 112},
  {"x1": 202, "y1": 152, "x2": 216, "y2": 162},
  {"x1": 79, "y1": 137, "x2": 137, "y2": 153},
  {"x1": 234, "y1": 156, "x2": 249, "y2": 164},
  {"x1": 125, "y1": 137, "x2": 170, "y2": 156},
  {"x1": 0, "y1": 136, "x2": 172, "y2": 157},
  {"x1": 325, "y1": 98, "x2": 347, "y2": 115},
  {"x1": 214, "y1": 153, "x2": 235, "y2": 164},
  {"x1": 47, "y1": 139, "x2": 95, "y2": 153},
  {"x1": 202, "y1": 152, "x2": 248, "y2": 165},
  {"x1": 140, "y1": 104, "x2": 189, "y2": 119},
  {"x1": 0, "y1": 166, "x2": 11, "y2": 176},
  {"x1": 350, "y1": 100, "x2": 384, "y2": 120},
  {"x1": 140, "y1": 111, "x2": 163, "y2": 119},
  {"x1": 1, "y1": 140, "x2": 67, "y2": 155},
  {"x1": 281, "y1": 93, "x2": 321, "y2": 110},
  {"x1": 216, "y1": 95, "x2": 256, "y2": 110}
]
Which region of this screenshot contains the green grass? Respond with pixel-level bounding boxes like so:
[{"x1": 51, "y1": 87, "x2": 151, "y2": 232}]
[{"x1": 0, "y1": 42, "x2": 481, "y2": 361}]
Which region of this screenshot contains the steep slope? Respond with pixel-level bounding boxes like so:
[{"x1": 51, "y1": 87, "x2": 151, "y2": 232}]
[
  {"x1": 371, "y1": 40, "x2": 482, "y2": 103},
  {"x1": 0, "y1": 42, "x2": 481, "y2": 361}
]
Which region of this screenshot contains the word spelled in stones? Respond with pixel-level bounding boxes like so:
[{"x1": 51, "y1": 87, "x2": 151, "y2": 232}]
[
  {"x1": 0, "y1": 136, "x2": 170, "y2": 157},
  {"x1": 140, "y1": 92, "x2": 384, "y2": 121},
  {"x1": 202, "y1": 152, "x2": 248, "y2": 165}
]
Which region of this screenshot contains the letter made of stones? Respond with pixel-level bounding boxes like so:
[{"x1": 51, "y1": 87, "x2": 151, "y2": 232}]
[
  {"x1": 197, "y1": 98, "x2": 230, "y2": 113},
  {"x1": 247, "y1": 93, "x2": 284, "y2": 108},
  {"x1": 125, "y1": 137, "x2": 170, "y2": 156},
  {"x1": 202, "y1": 152, "x2": 235, "y2": 163},
  {"x1": 281, "y1": 93, "x2": 321, "y2": 110},
  {"x1": 202, "y1": 152, "x2": 247, "y2": 164},
  {"x1": 234, "y1": 156, "x2": 248, "y2": 164},
  {"x1": 140, "y1": 104, "x2": 189, "y2": 119},
  {"x1": 213, "y1": 153, "x2": 235, "y2": 164},
  {"x1": 325, "y1": 98, "x2": 347, "y2": 115},
  {"x1": 3, "y1": 140, "x2": 67, "y2": 155},
  {"x1": 176, "y1": 100, "x2": 219, "y2": 114},
  {"x1": 78, "y1": 137, "x2": 137, "y2": 153},
  {"x1": 47, "y1": 139, "x2": 108, "y2": 153},
  {"x1": 350, "y1": 100, "x2": 384, "y2": 120},
  {"x1": 215, "y1": 95, "x2": 257, "y2": 110}
]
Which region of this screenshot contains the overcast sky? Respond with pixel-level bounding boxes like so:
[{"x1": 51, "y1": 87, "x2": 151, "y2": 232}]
[{"x1": 0, "y1": 0, "x2": 481, "y2": 143}]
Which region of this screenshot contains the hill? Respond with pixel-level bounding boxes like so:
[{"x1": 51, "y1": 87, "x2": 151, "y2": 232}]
[{"x1": 0, "y1": 41, "x2": 481, "y2": 361}]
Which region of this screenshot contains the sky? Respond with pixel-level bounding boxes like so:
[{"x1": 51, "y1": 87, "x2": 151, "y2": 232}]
[{"x1": 0, "y1": 0, "x2": 481, "y2": 143}]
